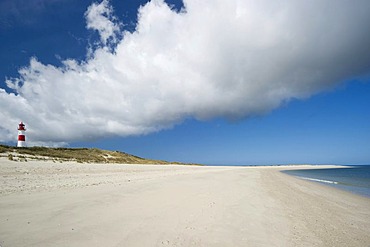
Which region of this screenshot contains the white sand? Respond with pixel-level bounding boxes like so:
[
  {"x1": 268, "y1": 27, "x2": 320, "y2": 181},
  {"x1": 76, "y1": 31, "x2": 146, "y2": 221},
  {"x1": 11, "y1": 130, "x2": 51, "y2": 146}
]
[{"x1": 0, "y1": 159, "x2": 369, "y2": 246}]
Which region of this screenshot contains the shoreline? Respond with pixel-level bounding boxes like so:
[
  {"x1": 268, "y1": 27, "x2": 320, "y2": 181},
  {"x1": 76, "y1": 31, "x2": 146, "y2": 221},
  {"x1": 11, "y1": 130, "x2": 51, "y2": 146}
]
[
  {"x1": 0, "y1": 159, "x2": 369, "y2": 246},
  {"x1": 280, "y1": 165, "x2": 370, "y2": 198}
]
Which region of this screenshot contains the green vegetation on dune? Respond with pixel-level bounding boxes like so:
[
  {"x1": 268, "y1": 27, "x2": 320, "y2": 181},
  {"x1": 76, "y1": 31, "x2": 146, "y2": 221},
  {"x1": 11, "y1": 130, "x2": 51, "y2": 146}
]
[{"x1": 0, "y1": 144, "x2": 185, "y2": 164}]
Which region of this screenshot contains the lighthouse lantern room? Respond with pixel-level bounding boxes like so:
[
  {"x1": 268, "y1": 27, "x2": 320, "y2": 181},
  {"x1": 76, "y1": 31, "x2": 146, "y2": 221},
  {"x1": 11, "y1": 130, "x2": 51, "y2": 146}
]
[{"x1": 17, "y1": 122, "x2": 26, "y2": 147}]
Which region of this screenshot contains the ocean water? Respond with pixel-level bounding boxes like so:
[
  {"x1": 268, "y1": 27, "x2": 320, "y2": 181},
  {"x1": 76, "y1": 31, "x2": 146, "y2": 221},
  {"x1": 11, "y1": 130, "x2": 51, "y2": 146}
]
[{"x1": 282, "y1": 165, "x2": 370, "y2": 198}]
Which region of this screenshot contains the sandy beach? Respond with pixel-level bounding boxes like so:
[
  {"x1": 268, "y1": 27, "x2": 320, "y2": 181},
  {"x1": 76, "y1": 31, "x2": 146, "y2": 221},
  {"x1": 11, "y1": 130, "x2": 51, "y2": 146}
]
[{"x1": 0, "y1": 159, "x2": 369, "y2": 247}]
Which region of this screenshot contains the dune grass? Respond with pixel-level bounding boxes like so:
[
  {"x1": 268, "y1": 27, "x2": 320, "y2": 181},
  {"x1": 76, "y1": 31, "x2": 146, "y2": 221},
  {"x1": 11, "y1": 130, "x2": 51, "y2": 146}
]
[{"x1": 0, "y1": 144, "x2": 181, "y2": 164}]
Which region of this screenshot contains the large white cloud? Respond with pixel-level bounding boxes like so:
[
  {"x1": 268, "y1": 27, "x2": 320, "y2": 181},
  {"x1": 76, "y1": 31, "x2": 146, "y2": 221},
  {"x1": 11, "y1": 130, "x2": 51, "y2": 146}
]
[{"x1": 1, "y1": 0, "x2": 370, "y2": 145}]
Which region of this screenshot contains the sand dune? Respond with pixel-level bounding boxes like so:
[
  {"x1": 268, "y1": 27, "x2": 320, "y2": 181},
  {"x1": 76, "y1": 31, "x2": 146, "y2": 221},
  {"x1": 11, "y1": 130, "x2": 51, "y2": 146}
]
[{"x1": 0, "y1": 159, "x2": 369, "y2": 246}]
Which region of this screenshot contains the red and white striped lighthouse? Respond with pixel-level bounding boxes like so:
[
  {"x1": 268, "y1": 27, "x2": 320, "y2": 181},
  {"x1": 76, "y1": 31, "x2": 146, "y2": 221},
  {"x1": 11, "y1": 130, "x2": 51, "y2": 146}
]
[{"x1": 17, "y1": 122, "x2": 26, "y2": 147}]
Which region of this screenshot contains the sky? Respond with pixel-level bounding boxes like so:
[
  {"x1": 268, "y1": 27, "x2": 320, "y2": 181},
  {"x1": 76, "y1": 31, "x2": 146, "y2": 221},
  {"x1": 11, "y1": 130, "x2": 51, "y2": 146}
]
[{"x1": 0, "y1": 0, "x2": 369, "y2": 165}]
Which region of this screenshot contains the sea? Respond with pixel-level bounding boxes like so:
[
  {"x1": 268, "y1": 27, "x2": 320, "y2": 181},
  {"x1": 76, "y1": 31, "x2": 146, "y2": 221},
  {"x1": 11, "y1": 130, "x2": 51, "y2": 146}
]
[{"x1": 281, "y1": 165, "x2": 370, "y2": 198}]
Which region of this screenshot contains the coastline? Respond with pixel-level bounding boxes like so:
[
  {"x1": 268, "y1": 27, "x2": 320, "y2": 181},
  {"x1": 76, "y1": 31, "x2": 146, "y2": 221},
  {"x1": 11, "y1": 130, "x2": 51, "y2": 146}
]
[
  {"x1": 0, "y1": 159, "x2": 369, "y2": 246},
  {"x1": 281, "y1": 165, "x2": 370, "y2": 198}
]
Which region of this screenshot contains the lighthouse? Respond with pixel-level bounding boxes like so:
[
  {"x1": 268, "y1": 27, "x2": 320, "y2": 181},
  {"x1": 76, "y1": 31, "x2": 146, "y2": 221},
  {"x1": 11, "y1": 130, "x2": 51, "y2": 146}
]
[{"x1": 17, "y1": 122, "x2": 26, "y2": 147}]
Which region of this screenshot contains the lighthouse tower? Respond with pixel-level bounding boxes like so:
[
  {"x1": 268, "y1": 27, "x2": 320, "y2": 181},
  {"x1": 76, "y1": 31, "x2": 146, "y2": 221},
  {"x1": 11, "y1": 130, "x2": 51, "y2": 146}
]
[{"x1": 17, "y1": 122, "x2": 26, "y2": 147}]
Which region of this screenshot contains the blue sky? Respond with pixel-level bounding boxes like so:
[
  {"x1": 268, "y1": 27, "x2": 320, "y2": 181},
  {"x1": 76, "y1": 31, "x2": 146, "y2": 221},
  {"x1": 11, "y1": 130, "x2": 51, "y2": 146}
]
[
  {"x1": 0, "y1": 0, "x2": 369, "y2": 165},
  {"x1": 75, "y1": 81, "x2": 370, "y2": 165}
]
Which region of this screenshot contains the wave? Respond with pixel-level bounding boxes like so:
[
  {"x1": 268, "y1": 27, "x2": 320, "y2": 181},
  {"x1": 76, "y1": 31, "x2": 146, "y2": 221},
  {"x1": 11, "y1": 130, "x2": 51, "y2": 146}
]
[{"x1": 298, "y1": 176, "x2": 338, "y2": 184}]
